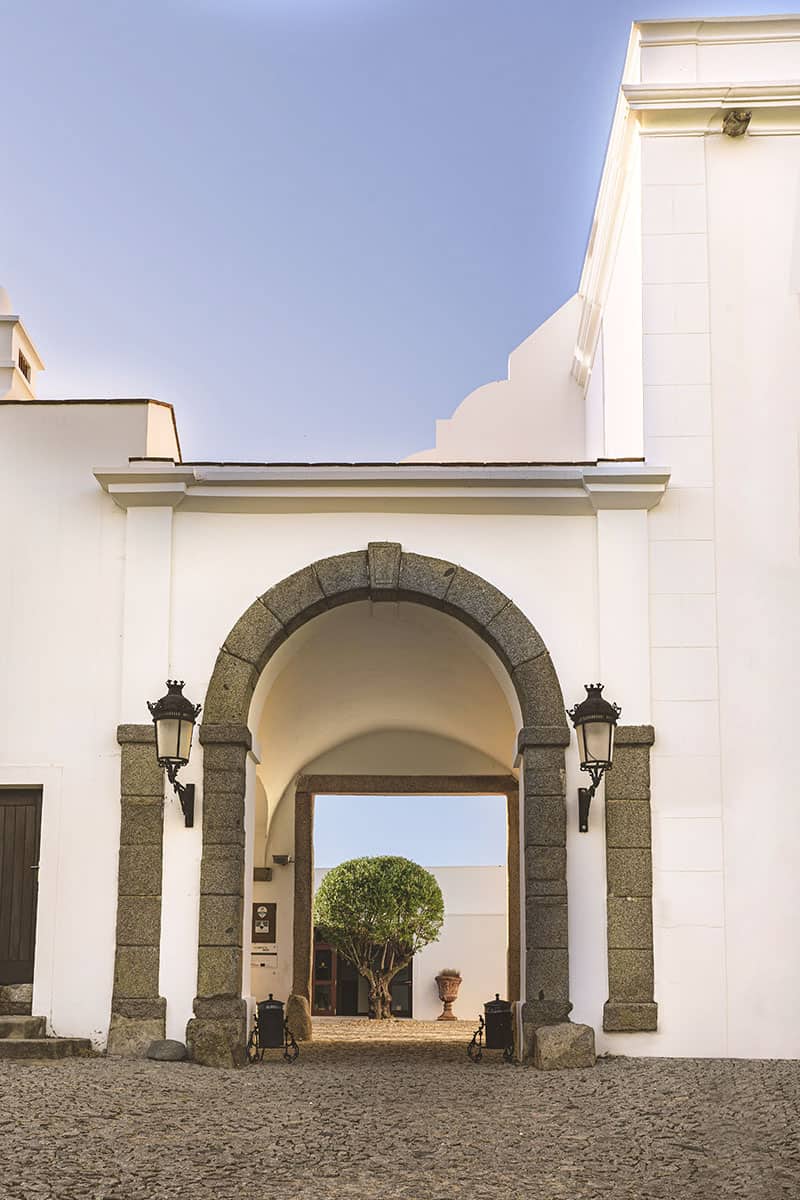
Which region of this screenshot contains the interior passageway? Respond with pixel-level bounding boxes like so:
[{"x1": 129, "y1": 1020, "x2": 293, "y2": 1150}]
[{"x1": 246, "y1": 601, "x2": 523, "y2": 1025}]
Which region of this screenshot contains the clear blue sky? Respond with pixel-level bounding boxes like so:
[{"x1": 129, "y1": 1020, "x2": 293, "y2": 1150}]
[
  {"x1": 314, "y1": 794, "x2": 507, "y2": 867},
  {"x1": 5, "y1": 0, "x2": 789, "y2": 463}
]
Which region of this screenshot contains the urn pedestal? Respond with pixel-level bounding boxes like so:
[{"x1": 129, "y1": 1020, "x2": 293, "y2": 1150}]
[{"x1": 435, "y1": 973, "x2": 462, "y2": 1021}]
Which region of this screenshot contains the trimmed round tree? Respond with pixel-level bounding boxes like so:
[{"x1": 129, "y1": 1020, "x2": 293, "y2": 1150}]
[{"x1": 314, "y1": 856, "x2": 444, "y2": 1019}]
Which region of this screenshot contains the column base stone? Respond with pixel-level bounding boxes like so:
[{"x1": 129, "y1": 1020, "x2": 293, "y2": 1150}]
[
  {"x1": 186, "y1": 997, "x2": 247, "y2": 1068},
  {"x1": 286, "y1": 994, "x2": 312, "y2": 1041},
  {"x1": 528, "y1": 1021, "x2": 596, "y2": 1070},
  {"x1": 108, "y1": 998, "x2": 166, "y2": 1057},
  {"x1": 603, "y1": 1000, "x2": 658, "y2": 1032}
]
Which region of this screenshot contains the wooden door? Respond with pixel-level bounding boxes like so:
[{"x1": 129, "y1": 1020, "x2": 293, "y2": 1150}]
[
  {"x1": 336, "y1": 954, "x2": 360, "y2": 1016},
  {"x1": 312, "y1": 938, "x2": 337, "y2": 1015},
  {"x1": 0, "y1": 790, "x2": 42, "y2": 984}
]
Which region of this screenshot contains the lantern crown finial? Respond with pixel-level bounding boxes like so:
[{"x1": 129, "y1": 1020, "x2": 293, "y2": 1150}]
[
  {"x1": 567, "y1": 682, "x2": 621, "y2": 727},
  {"x1": 147, "y1": 679, "x2": 202, "y2": 724}
]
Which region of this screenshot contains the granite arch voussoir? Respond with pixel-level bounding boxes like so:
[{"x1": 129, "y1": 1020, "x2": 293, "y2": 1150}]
[{"x1": 203, "y1": 547, "x2": 569, "y2": 732}]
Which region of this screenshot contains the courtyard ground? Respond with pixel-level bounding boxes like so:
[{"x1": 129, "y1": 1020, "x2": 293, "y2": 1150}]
[{"x1": 0, "y1": 1019, "x2": 798, "y2": 1200}]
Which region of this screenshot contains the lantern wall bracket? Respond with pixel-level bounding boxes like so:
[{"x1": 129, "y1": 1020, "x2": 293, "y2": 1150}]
[
  {"x1": 577, "y1": 765, "x2": 605, "y2": 834},
  {"x1": 165, "y1": 761, "x2": 195, "y2": 828}
]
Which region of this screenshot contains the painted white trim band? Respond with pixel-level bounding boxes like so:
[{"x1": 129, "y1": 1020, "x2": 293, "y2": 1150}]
[{"x1": 94, "y1": 462, "x2": 670, "y2": 514}]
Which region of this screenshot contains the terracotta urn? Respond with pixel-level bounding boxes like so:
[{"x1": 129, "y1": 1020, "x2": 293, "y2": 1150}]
[{"x1": 435, "y1": 972, "x2": 462, "y2": 1021}]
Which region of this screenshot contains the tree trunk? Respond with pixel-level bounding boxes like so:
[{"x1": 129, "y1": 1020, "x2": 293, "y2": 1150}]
[{"x1": 368, "y1": 977, "x2": 393, "y2": 1019}]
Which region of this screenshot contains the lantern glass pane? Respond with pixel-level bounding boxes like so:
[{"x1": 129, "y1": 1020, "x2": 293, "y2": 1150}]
[
  {"x1": 156, "y1": 718, "x2": 181, "y2": 762},
  {"x1": 178, "y1": 718, "x2": 194, "y2": 763},
  {"x1": 575, "y1": 723, "x2": 587, "y2": 766},
  {"x1": 584, "y1": 720, "x2": 612, "y2": 766}
]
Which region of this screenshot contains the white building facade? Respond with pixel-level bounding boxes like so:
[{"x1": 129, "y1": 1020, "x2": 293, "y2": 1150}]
[{"x1": 1, "y1": 15, "x2": 799, "y2": 1066}]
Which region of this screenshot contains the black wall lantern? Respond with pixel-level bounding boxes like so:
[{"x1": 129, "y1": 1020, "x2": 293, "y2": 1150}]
[
  {"x1": 567, "y1": 683, "x2": 621, "y2": 832},
  {"x1": 147, "y1": 680, "x2": 201, "y2": 828}
]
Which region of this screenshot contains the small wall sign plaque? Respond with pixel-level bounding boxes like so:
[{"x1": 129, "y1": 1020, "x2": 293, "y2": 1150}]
[{"x1": 252, "y1": 901, "x2": 277, "y2": 944}]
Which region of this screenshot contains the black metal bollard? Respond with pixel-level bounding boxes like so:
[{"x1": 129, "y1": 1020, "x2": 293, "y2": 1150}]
[
  {"x1": 257, "y1": 995, "x2": 286, "y2": 1048},
  {"x1": 247, "y1": 994, "x2": 299, "y2": 1063},
  {"x1": 485, "y1": 994, "x2": 513, "y2": 1053},
  {"x1": 468, "y1": 994, "x2": 514, "y2": 1063}
]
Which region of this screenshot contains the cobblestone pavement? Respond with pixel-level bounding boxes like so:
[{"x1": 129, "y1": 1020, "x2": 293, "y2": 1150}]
[
  {"x1": 1, "y1": 1023, "x2": 798, "y2": 1200},
  {"x1": 312, "y1": 1016, "x2": 475, "y2": 1042}
]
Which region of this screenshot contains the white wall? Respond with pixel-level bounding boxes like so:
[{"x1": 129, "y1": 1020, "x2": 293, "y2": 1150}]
[
  {"x1": 249, "y1": 788, "x2": 295, "y2": 1005},
  {"x1": 592, "y1": 16, "x2": 800, "y2": 1057},
  {"x1": 601, "y1": 135, "x2": 644, "y2": 460},
  {"x1": 0, "y1": 402, "x2": 159, "y2": 1045},
  {"x1": 413, "y1": 866, "x2": 507, "y2": 1021},
  {"x1": 705, "y1": 129, "x2": 800, "y2": 1057},
  {"x1": 407, "y1": 296, "x2": 587, "y2": 463},
  {"x1": 633, "y1": 129, "x2": 727, "y2": 1059}
]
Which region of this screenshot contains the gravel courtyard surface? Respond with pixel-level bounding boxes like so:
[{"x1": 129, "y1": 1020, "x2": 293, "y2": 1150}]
[{"x1": 1, "y1": 1024, "x2": 798, "y2": 1200}]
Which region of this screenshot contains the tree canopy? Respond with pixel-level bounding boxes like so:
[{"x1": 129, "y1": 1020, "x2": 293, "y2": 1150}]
[{"x1": 314, "y1": 856, "x2": 444, "y2": 1018}]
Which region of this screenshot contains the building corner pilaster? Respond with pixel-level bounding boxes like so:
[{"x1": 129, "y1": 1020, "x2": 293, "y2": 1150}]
[
  {"x1": 108, "y1": 724, "x2": 167, "y2": 1056},
  {"x1": 603, "y1": 724, "x2": 658, "y2": 1032}
]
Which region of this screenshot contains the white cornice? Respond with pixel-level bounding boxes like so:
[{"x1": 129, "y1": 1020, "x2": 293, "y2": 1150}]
[
  {"x1": 624, "y1": 81, "x2": 800, "y2": 110},
  {"x1": 624, "y1": 81, "x2": 800, "y2": 137},
  {"x1": 637, "y1": 17, "x2": 800, "y2": 48},
  {"x1": 93, "y1": 461, "x2": 671, "y2": 515}
]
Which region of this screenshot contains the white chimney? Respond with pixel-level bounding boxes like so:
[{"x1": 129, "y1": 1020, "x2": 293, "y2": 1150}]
[{"x1": 0, "y1": 287, "x2": 45, "y2": 399}]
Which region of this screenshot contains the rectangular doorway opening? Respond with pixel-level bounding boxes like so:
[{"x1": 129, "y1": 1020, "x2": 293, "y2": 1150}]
[
  {"x1": 0, "y1": 789, "x2": 42, "y2": 985},
  {"x1": 311, "y1": 788, "x2": 513, "y2": 1022}
]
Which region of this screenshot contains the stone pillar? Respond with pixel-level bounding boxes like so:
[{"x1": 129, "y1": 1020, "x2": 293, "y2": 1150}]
[
  {"x1": 519, "y1": 725, "x2": 571, "y2": 1029},
  {"x1": 506, "y1": 790, "x2": 521, "y2": 1002},
  {"x1": 603, "y1": 724, "x2": 658, "y2": 1032},
  {"x1": 186, "y1": 723, "x2": 251, "y2": 1068},
  {"x1": 288, "y1": 789, "x2": 313, "y2": 1039},
  {"x1": 108, "y1": 725, "x2": 166, "y2": 1056}
]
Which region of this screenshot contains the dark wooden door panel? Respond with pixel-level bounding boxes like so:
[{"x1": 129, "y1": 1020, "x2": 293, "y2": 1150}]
[
  {"x1": 0, "y1": 790, "x2": 42, "y2": 984},
  {"x1": 312, "y1": 939, "x2": 337, "y2": 1015}
]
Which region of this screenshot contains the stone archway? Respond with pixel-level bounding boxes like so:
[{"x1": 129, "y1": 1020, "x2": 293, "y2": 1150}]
[{"x1": 187, "y1": 543, "x2": 571, "y2": 1067}]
